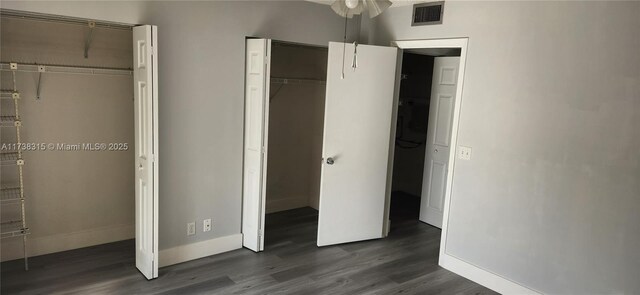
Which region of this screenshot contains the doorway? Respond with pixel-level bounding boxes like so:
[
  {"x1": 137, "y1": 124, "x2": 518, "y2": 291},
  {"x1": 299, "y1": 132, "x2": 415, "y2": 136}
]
[
  {"x1": 264, "y1": 41, "x2": 327, "y2": 249},
  {"x1": 389, "y1": 48, "x2": 462, "y2": 232},
  {"x1": 241, "y1": 39, "x2": 327, "y2": 252}
]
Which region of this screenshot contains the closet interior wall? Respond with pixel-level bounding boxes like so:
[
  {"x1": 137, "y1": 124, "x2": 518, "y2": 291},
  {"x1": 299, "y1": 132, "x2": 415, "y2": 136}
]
[
  {"x1": 0, "y1": 16, "x2": 134, "y2": 261},
  {"x1": 266, "y1": 43, "x2": 327, "y2": 213}
]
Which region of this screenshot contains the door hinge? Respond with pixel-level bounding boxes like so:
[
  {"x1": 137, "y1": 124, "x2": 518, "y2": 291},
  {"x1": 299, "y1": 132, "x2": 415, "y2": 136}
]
[{"x1": 258, "y1": 229, "x2": 263, "y2": 237}]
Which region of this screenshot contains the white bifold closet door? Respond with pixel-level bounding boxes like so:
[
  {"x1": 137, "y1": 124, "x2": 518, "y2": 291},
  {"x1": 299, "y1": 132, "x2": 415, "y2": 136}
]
[
  {"x1": 134, "y1": 25, "x2": 159, "y2": 280},
  {"x1": 242, "y1": 38, "x2": 271, "y2": 252},
  {"x1": 317, "y1": 42, "x2": 398, "y2": 247}
]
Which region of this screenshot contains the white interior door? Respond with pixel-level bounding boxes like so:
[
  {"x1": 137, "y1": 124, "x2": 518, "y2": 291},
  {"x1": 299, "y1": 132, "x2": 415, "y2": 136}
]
[
  {"x1": 317, "y1": 42, "x2": 398, "y2": 247},
  {"x1": 420, "y1": 57, "x2": 460, "y2": 228},
  {"x1": 133, "y1": 25, "x2": 158, "y2": 280},
  {"x1": 242, "y1": 38, "x2": 271, "y2": 252}
]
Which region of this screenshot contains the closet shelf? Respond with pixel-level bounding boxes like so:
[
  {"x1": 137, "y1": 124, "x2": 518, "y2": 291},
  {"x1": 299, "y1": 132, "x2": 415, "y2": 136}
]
[
  {"x1": 0, "y1": 220, "x2": 30, "y2": 239},
  {"x1": 0, "y1": 63, "x2": 132, "y2": 77},
  {"x1": 0, "y1": 152, "x2": 23, "y2": 166},
  {"x1": 0, "y1": 116, "x2": 21, "y2": 127},
  {"x1": 271, "y1": 77, "x2": 326, "y2": 85},
  {"x1": 1, "y1": 187, "x2": 23, "y2": 204}
]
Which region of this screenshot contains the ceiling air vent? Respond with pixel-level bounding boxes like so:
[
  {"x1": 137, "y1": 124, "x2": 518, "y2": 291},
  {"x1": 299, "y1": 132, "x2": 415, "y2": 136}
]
[{"x1": 412, "y1": 1, "x2": 444, "y2": 26}]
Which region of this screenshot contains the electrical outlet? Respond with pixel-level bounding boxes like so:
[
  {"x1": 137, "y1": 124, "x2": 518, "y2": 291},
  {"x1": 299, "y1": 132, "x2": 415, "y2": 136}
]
[
  {"x1": 187, "y1": 222, "x2": 196, "y2": 236},
  {"x1": 458, "y1": 146, "x2": 472, "y2": 160},
  {"x1": 203, "y1": 219, "x2": 212, "y2": 232}
]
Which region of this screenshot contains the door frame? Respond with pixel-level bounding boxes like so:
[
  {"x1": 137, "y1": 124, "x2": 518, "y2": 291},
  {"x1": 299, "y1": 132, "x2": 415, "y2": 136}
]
[
  {"x1": 385, "y1": 38, "x2": 538, "y2": 294},
  {"x1": 385, "y1": 39, "x2": 469, "y2": 244}
]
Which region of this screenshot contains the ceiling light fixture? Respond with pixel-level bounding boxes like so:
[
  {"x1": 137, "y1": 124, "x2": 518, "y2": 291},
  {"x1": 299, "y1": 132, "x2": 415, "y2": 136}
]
[
  {"x1": 333, "y1": 0, "x2": 392, "y2": 79},
  {"x1": 331, "y1": 0, "x2": 392, "y2": 18},
  {"x1": 345, "y1": 0, "x2": 360, "y2": 9}
]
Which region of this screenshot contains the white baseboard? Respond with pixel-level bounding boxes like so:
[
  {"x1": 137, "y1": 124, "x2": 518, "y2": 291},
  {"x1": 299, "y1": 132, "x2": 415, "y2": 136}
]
[
  {"x1": 159, "y1": 233, "x2": 242, "y2": 267},
  {"x1": 1, "y1": 224, "x2": 134, "y2": 262},
  {"x1": 439, "y1": 253, "x2": 541, "y2": 295},
  {"x1": 266, "y1": 196, "x2": 309, "y2": 213}
]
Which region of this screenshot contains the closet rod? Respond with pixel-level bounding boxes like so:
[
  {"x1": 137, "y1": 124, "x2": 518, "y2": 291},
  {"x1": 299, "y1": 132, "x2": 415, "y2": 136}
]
[
  {"x1": 0, "y1": 63, "x2": 132, "y2": 76},
  {"x1": 0, "y1": 9, "x2": 133, "y2": 31}
]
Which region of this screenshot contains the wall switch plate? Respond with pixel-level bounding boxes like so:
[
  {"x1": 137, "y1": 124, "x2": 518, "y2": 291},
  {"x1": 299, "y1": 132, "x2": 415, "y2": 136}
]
[
  {"x1": 203, "y1": 219, "x2": 212, "y2": 232},
  {"x1": 458, "y1": 146, "x2": 472, "y2": 160},
  {"x1": 187, "y1": 222, "x2": 196, "y2": 236}
]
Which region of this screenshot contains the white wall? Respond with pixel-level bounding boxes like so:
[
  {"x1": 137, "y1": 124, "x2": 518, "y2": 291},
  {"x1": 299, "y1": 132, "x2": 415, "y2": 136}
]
[
  {"x1": 267, "y1": 43, "x2": 326, "y2": 213},
  {"x1": 1, "y1": 1, "x2": 359, "y2": 264},
  {"x1": 371, "y1": 1, "x2": 640, "y2": 294},
  {"x1": 0, "y1": 17, "x2": 134, "y2": 261}
]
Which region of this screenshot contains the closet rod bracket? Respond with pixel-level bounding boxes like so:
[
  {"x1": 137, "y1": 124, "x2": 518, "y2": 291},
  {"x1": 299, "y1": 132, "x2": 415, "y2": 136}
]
[
  {"x1": 84, "y1": 21, "x2": 96, "y2": 59},
  {"x1": 36, "y1": 65, "x2": 45, "y2": 100}
]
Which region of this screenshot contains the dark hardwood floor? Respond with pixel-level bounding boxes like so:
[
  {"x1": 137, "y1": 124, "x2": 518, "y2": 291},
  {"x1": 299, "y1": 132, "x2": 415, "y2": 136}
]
[{"x1": 1, "y1": 194, "x2": 498, "y2": 294}]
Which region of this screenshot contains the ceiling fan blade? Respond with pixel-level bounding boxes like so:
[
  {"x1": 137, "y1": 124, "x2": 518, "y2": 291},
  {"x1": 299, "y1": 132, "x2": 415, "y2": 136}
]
[{"x1": 365, "y1": 0, "x2": 392, "y2": 18}]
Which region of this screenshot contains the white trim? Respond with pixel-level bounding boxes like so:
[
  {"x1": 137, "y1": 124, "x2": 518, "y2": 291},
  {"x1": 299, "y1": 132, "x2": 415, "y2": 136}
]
[
  {"x1": 259, "y1": 39, "x2": 272, "y2": 252},
  {"x1": 151, "y1": 23, "x2": 160, "y2": 280},
  {"x1": 390, "y1": 38, "x2": 536, "y2": 294},
  {"x1": 158, "y1": 234, "x2": 242, "y2": 267},
  {"x1": 440, "y1": 253, "x2": 541, "y2": 295},
  {"x1": 1, "y1": 224, "x2": 134, "y2": 262}
]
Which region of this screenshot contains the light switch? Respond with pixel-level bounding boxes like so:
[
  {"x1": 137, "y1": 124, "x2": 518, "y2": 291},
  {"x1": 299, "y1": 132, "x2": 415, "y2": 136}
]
[{"x1": 458, "y1": 146, "x2": 472, "y2": 160}]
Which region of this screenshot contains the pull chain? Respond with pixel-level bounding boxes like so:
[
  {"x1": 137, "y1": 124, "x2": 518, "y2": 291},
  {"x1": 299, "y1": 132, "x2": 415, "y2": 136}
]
[
  {"x1": 341, "y1": 13, "x2": 348, "y2": 79},
  {"x1": 352, "y1": 42, "x2": 358, "y2": 70}
]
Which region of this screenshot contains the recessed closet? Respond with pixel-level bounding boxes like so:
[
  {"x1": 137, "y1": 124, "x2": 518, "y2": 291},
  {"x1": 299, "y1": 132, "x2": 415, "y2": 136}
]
[
  {"x1": 0, "y1": 13, "x2": 134, "y2": 267},
  {"x1": 263, "y1": 41, "x2": 327, "y2": 246}
]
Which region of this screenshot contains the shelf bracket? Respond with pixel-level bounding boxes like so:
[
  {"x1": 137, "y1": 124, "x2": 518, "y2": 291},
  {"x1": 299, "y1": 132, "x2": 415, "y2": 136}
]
[
  {"x1": 36, "y1": 65, "x2": 45, "y2": 100},
  {"x1": 84, "y1": 21, "x2": 96, "y2": 59}
]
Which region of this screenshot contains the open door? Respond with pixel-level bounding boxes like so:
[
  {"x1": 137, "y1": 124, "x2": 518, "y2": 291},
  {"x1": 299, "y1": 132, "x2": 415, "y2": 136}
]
[
  {"x1": 242, "y1": 38, "x2": 271, "y2": 252},
  {"x1": 317, "y1": 42, "x2": 398, "y2": 246},
  {"x1": 134, "y1": 25, "x2": 159, "y2": 280},
  {"x1": 420, "y1": 57, "x2": 460, "y2": 228}
]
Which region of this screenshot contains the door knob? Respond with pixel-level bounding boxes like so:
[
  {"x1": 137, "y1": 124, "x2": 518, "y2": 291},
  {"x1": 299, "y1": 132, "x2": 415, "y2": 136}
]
[
  {"x1": 434, "y1": 149, "x2": 438, "y2": 153},
  {"x1": 326, "y1": 157, "x2": 335, "y2": 165}
]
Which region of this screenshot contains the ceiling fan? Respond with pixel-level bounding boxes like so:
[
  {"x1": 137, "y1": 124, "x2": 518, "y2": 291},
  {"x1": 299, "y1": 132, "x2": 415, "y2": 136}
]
[{"x1": 331, "y1": 0, "x2": 393, "y2": 18}]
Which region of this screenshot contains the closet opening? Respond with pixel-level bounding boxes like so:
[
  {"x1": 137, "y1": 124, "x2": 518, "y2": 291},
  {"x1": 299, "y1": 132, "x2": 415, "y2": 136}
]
[
  {"x1": 263, "y1": 41, "x2": 327, "y2": 249},
  {"x1": 0, "y1": 13, "x2": 134, "y2": 266},
  {"x1": 388, "y1": 47, "x2": 462, "y2": 232}
]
